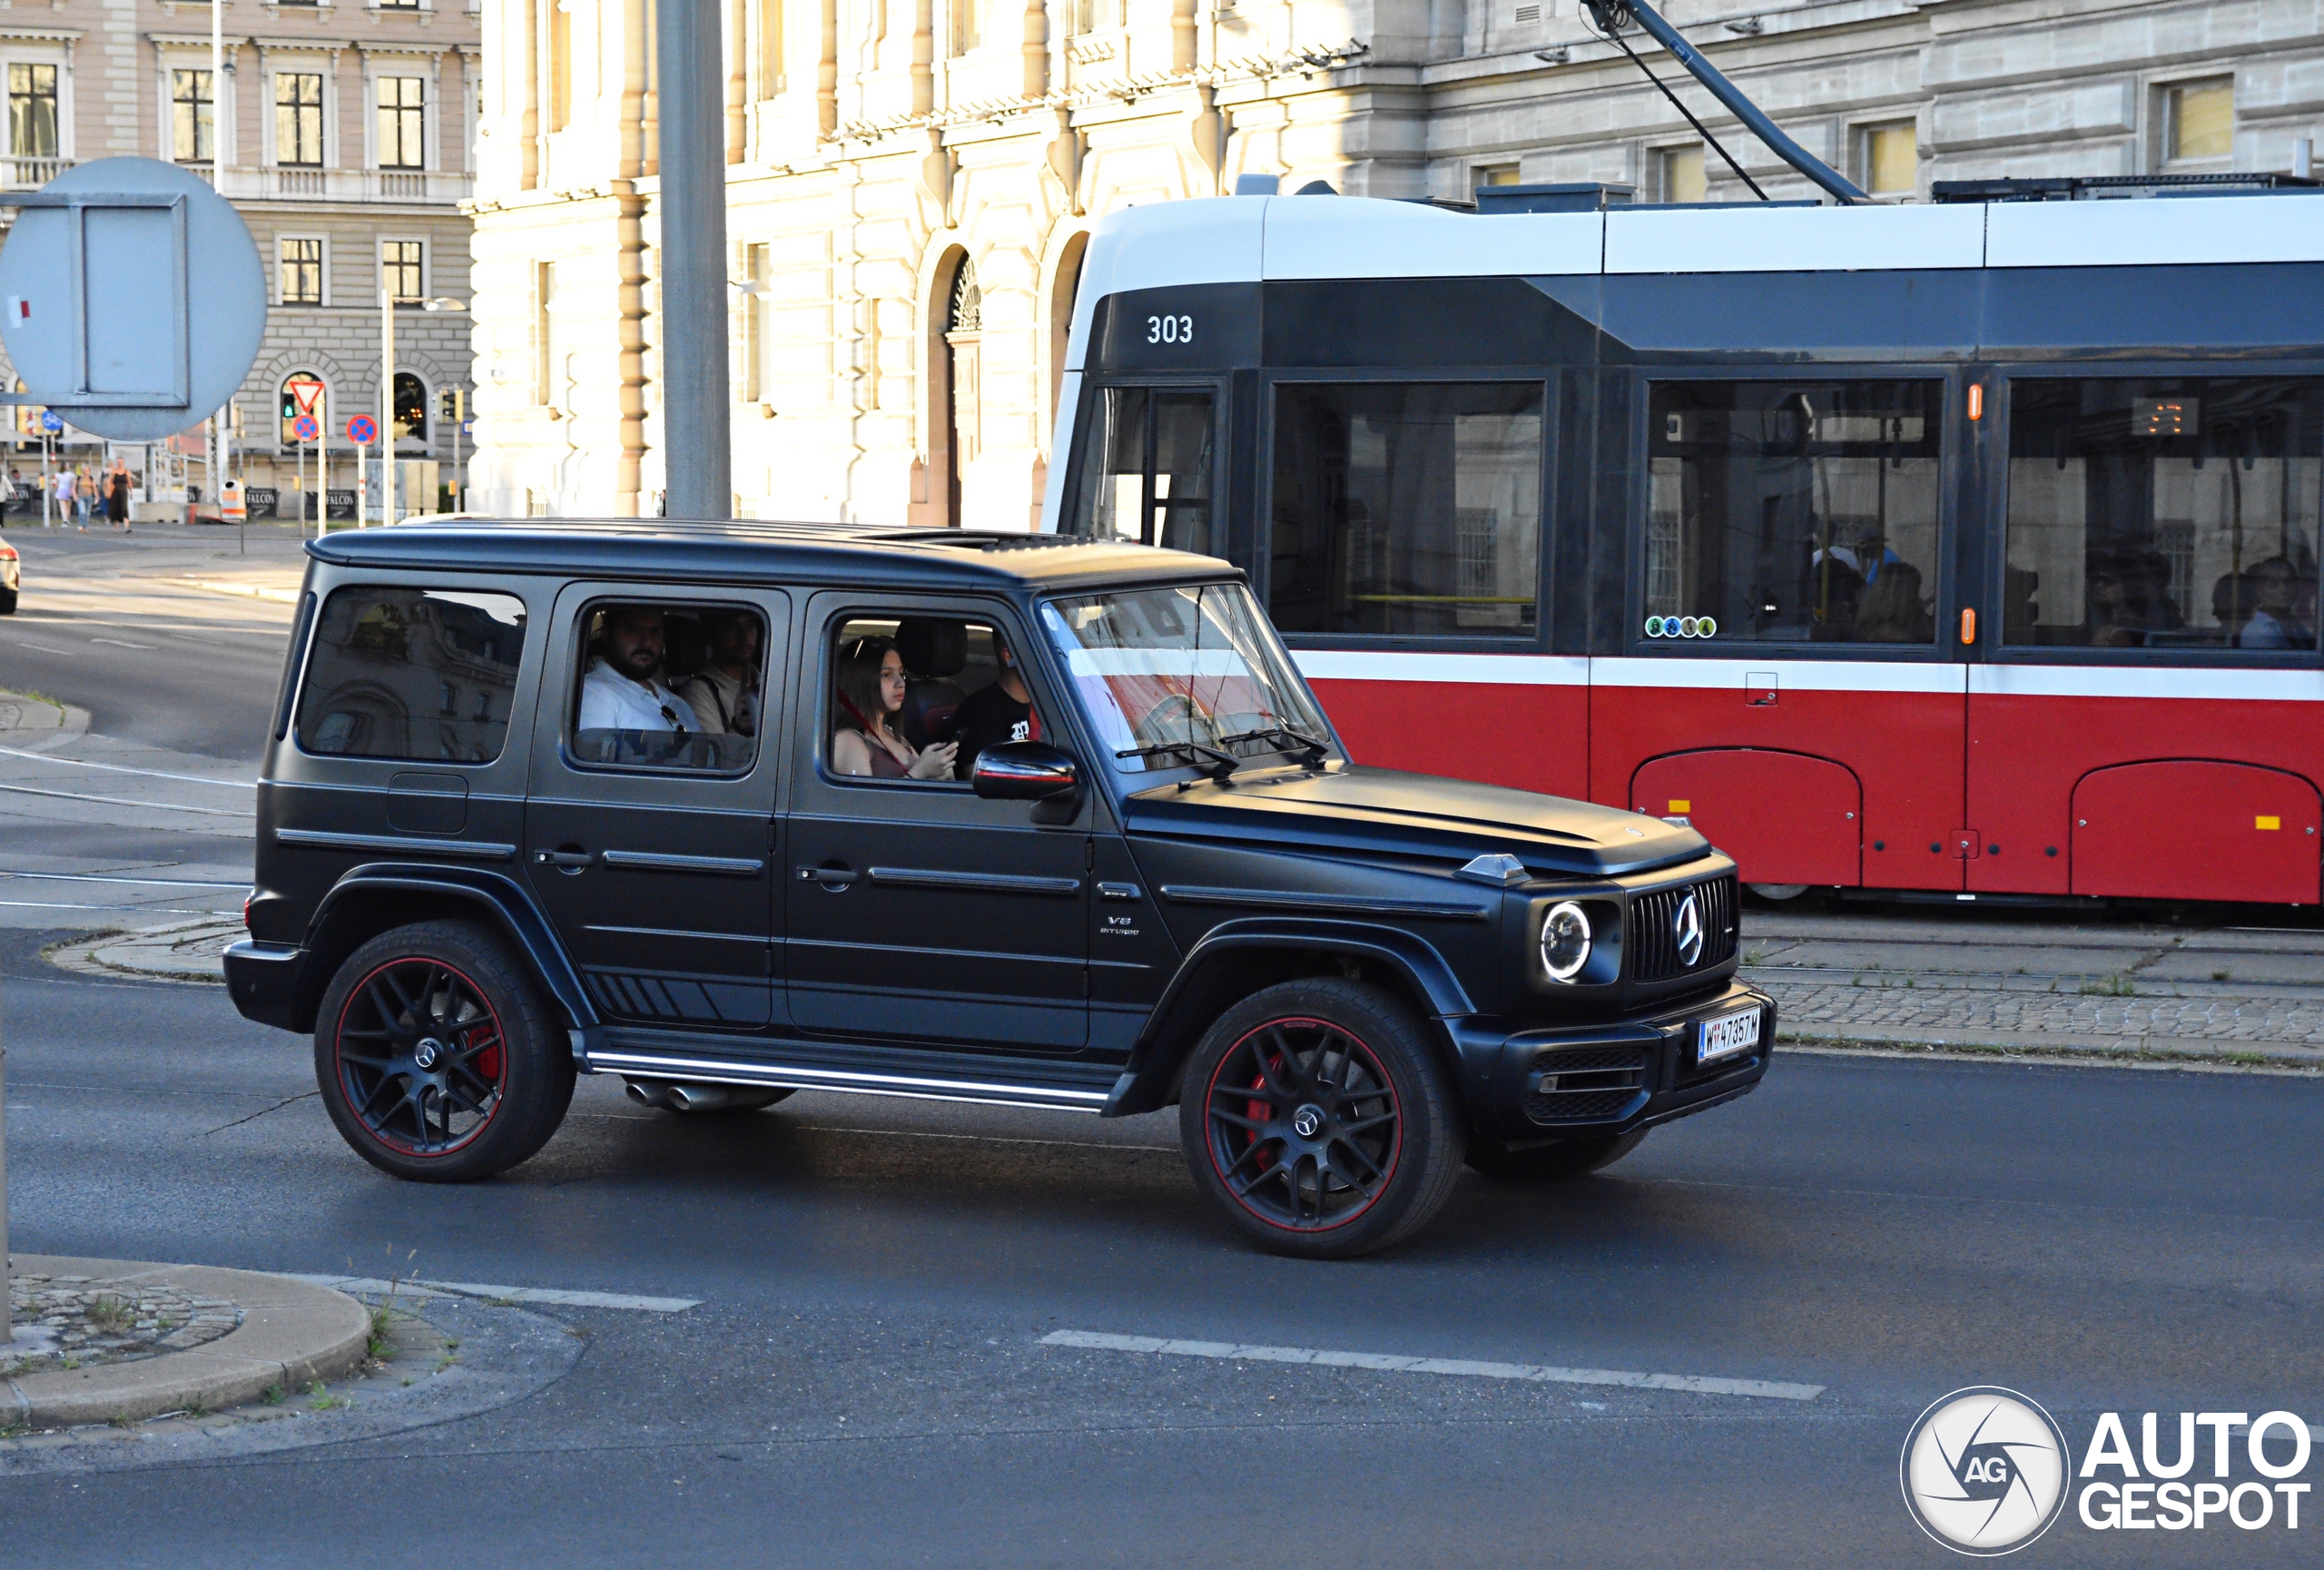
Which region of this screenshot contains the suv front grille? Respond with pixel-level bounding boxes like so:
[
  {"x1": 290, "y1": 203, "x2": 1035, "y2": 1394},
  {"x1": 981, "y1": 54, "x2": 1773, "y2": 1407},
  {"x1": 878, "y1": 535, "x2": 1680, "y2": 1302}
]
[
  {"x1": 1523, "y1": 1045, "x2": 1648, "y2": 1125},
  {"x1": 1628, "y1": 874, "x2": 1738, "y2": 983}
]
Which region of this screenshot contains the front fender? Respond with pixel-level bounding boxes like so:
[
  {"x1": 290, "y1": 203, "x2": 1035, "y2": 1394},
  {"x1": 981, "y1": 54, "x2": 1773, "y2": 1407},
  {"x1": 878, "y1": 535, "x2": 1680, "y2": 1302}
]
[
  {"x1": 1100, "y1": 917, "x2": 1477, "y2": 1118},
  {"x1": 293, "y1": 864, "x2": 597, "y2": 1043}
]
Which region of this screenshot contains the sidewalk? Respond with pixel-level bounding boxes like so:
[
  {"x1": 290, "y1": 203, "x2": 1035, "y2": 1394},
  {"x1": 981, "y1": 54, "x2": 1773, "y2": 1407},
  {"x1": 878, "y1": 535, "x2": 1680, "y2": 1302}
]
[
  {"x1": 1741, "y1": 907, "x2": 2324, "y2": 1067},
  {"x1": 5, "y1": 1256, "x2": 369, "y2": 1427}
]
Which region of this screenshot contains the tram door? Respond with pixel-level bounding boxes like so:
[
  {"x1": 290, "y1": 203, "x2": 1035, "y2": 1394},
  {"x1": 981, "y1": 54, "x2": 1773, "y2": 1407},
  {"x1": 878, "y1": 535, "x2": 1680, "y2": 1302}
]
[{"x1": 1593, "y1": 375, "x2": 1971, "y2": 894}]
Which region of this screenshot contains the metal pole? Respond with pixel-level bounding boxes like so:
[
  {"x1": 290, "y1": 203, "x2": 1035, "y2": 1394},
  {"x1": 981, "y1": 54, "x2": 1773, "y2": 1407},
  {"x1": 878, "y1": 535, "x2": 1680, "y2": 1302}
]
[
  {"x1": 655, "y1": 0, "x2": 733, "y2": 519},
  {"x1": 380, "y1": 286, "x2": 396, "y2": 525},
  {"x1": 2, "y1": 982, "x2": 10, "y2": 1343}
]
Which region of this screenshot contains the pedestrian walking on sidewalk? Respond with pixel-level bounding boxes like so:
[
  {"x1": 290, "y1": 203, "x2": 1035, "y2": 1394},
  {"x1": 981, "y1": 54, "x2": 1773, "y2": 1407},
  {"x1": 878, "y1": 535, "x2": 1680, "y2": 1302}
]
[
  {"x1": 53, "y1": 466, "x2": 76, "y2": 529},
  {"x1": 105, "y1": 464, "x2": 130, "y2": 530},
  {"x1": 74, "y1": 466, "x2": 95, "y2": 528}
]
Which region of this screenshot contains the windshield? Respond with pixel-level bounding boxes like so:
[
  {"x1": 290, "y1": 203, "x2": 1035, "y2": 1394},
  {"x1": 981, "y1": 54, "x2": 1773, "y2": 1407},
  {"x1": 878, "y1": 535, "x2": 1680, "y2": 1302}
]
[{"x1": 1040, "y1": 582, "x2": 1334, "y2": 774}]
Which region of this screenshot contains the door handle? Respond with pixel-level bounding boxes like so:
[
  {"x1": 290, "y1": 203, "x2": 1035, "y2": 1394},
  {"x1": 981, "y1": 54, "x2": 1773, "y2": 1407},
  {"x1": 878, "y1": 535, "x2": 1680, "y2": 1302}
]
[
  {"x1": 534, "y1": 849, "x2": 596, "y2": 870},
  {"x1": 796, "y1": 865, "x2": 858, "y2": 886}
]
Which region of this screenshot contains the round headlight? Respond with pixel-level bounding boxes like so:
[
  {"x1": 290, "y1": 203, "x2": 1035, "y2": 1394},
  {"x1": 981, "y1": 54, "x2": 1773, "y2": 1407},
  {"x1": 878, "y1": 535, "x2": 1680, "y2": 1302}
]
[{"x1": 1540, "y1": 901, "x2": 1591, "y2": 982}]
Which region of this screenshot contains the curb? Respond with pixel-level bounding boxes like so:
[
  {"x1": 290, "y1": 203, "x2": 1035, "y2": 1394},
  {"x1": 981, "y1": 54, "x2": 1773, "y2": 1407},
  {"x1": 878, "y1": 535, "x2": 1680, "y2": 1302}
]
[
  {"x1": 5, "y1": 1256, "x2": 371, "y2": 1427},
  {"x1": 0, "y1": 687, "x2": 92, "y2": 741},
  {"x1": 44, "y1": 918, "x2": 238, "y2": 985},
  {"x1": 1778, "y1": 1031, "x2": 2324, "y2": 1073}
]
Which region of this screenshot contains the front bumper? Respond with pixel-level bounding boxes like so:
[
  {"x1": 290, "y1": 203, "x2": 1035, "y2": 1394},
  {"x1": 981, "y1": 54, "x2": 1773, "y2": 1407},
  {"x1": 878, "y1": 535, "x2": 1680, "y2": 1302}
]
[
  {"x1": 224, "y1": 938, "x2": 306, "y2": 1031},
  {"x1": 1447, "y1": 980, "x2": 1775, "y2": 1144}
]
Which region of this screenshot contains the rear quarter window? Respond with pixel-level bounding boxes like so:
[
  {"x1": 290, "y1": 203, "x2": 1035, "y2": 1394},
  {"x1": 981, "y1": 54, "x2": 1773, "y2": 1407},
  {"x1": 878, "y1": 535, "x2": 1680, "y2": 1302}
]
[{"x1": 296, "y1": 586, "x2": 529, "y2": 762}]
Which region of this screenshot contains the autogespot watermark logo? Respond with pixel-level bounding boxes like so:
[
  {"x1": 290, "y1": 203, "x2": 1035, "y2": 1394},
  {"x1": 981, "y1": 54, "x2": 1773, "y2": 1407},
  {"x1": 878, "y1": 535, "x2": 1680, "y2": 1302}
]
[{"x1": 1900, "y1": 1387, "x2": 2073, "y2": 1555}]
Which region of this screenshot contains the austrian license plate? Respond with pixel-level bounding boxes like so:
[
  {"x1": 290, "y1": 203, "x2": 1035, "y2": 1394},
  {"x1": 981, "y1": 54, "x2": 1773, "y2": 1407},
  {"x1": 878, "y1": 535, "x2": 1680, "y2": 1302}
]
[{"x1": 1696, "y1": 1006, "x2": 1762, "y2": 1066}]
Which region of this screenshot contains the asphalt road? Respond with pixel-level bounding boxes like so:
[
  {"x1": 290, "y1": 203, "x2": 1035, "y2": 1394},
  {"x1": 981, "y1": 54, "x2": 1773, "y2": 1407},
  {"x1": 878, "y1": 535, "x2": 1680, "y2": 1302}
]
[
  {"x1": 0, "y1": 520, "x2": 300, "y2": 759},
  {"x1": 3, "y1": 927, "x2": 2320, "y2": 1566},
  {"x1": 4, "y1": 524, "x2": 2320, "y2": 1565}
]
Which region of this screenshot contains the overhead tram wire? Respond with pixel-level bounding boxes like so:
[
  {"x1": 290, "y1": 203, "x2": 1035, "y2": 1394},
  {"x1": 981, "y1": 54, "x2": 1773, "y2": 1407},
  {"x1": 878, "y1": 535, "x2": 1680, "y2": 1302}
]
[{"x1": 1582, "y1": 1, "x2": 1767, "y2": 202}]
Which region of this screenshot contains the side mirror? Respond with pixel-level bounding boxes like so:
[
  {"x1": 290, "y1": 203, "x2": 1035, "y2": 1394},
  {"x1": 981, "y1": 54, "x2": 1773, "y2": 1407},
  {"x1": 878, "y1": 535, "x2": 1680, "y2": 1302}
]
[{"x1": 973, "y1": 740, "x2": 1081, "y2": 802}]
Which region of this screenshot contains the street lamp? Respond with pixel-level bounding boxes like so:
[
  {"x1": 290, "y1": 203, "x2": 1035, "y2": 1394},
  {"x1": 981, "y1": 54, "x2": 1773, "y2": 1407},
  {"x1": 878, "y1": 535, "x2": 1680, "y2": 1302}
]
[{"x1": 379, "y1": 292, "x2": 467, "y2": 526}]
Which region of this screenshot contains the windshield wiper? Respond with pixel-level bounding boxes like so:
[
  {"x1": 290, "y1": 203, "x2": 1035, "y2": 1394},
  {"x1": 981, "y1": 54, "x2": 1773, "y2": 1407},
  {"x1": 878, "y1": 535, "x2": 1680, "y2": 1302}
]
[
  {"x1": 1215, "y1": 725, "x2": 1331, "y2": 765},
  {"x1": 1117, "y1": 740, "x2": 1240, "y2": 781}
]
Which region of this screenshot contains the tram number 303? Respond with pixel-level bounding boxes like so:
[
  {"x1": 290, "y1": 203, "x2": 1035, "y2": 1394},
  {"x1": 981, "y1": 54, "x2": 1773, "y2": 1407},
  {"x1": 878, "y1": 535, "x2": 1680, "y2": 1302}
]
[{"x1": 1147, "y1": 314, "x2": 1195, "y2": 345}]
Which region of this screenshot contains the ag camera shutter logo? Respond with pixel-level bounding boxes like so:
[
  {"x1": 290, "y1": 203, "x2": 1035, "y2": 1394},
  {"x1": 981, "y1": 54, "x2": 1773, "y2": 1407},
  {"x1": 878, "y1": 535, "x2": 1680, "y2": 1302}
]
[{"x1": 1900, "y1": 1387, "x2": 2072, "y2": 1555}]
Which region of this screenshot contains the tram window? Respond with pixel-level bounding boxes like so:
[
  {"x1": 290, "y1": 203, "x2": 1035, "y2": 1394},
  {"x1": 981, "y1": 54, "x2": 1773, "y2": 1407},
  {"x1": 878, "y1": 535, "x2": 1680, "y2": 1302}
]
[
  {"x1": 1269, "y1": 381, "x2": 1542, "y2": 637},
  {"x1": 1645, "y1": 380, "x2": 1943, "y2": 645},
  {"x1": 1063, "y1": 385, "x2": 1216, "y2": 554},
  {"x1": 2004, "y1": 379, "x2": 2322, "y2": 651}
]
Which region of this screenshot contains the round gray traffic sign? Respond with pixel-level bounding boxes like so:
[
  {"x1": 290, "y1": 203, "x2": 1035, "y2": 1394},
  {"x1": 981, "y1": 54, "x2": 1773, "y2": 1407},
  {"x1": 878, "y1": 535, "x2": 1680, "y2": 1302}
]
[{"x1": 0, "y1": 157, "x2": 265, "y2": 441}]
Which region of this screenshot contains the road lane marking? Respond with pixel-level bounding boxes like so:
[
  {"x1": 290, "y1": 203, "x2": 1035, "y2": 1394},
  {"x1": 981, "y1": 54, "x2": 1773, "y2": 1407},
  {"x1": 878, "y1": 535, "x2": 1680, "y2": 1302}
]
[
  {"x1": 1039, "y1": 1330, "x2": 1824, "y2": 1402},
  {"x1": 290, "y1": 1273, "x2": 701, "y2": 1313},
  {"x1": 0, "y1": 744, "x2": 259, "y2": 787},
  {"x1": 0, "y1": 781, "x2": 254, "y2": 816},
  {"x1": 4, "y1": 638, "x2": 71, "y2": 654},
  {"x1": 0, "y1": 869, "x2": 251, "y2": 889},
  {"x1": 86, "y1": 637, "x2": 155, "y2": 649}
]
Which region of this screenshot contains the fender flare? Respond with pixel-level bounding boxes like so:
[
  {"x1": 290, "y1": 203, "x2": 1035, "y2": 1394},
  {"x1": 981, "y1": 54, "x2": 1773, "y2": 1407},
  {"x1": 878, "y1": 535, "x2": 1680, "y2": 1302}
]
[
  {"x1": 1100, "y1": 917, "x2": 1477, "y2": 1118},
  {"x1": 299, "y1": 863, "x2": 598, "y2": 1043}
]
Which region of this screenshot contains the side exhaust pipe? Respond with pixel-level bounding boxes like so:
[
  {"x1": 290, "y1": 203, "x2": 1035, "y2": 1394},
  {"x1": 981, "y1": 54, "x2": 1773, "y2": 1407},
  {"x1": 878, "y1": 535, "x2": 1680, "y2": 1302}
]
[{"x1": 624, "y1": 1078, "x2": 789, "y2": 1113}]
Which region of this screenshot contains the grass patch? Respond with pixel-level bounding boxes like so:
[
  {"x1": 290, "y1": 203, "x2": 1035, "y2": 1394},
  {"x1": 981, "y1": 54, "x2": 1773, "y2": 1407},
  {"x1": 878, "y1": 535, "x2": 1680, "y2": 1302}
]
[
  {"x1": 106, "y1": 1412, "x2": 133, "y2": 1430},
  {"x1": 2079, "y1": 973, "x2": 2137, "y2": 997},
  {"x1": 85, "y1": 1295, "x2": 133, "y2": 1333},
  {"x1": 2212, "y1": 969, "x2": 2232, "y2": 982},
  {"x1": 305, "y1": 1379, "x2": 349, "y2": 1412},
  {"x1": 260, "y1": 1383, "x2": 285, "y2": 1406}
]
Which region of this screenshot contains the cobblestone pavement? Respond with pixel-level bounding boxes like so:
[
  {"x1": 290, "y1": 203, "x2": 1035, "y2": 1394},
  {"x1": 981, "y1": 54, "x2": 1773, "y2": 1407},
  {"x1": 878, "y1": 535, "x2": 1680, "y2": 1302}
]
[
  {"x1": 1742, "y1": 905, "x2": 2324, "y2": 1061},
  {"x1": 4, "y1": 1273, "x2": 243, "y2": 1377}
]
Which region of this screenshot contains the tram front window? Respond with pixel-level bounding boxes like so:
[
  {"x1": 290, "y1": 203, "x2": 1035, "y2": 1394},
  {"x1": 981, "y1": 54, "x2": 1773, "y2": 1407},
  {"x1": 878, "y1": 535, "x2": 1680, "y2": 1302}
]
[
  {"x1": 2004, "y1": 379, "x2": 2322, "y2": 651},
  {"x1": 1269, "y1": 381, "x2": 1542, "y2": 637},
  {"x1": 1063, "y1": 385, "x2": 1216, "y2": 554},
  {"x1": 1646, "y1": 380, "x2": 1944, "y2": 646}
]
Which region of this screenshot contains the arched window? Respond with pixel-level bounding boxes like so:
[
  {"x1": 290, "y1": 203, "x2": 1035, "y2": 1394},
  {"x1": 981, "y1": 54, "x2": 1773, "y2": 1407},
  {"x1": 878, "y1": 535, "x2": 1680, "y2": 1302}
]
[
  {"x1": 279, "y1": 370, "x2": 326, "y2": 447},
  {"x1": 392, "y1": 371, "x2": 428, "y2": 444},
  {"x1": 943, "y1": 257, "x2": 981, "y2": 526}
]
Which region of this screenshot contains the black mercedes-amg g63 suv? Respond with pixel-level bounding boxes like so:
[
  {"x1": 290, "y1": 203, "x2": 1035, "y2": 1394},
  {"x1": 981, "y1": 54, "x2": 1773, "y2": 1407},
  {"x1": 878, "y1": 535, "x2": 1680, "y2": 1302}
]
[{"x1": 227, "y1": 520, "x2": 1773, "y2": 1258}]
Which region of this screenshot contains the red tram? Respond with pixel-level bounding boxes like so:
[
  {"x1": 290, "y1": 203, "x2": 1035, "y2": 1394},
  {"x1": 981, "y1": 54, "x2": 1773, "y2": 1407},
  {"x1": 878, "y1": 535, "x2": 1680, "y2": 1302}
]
[{"x1": 1043, "y1": 184, "x2": 2324, "y2": 906}]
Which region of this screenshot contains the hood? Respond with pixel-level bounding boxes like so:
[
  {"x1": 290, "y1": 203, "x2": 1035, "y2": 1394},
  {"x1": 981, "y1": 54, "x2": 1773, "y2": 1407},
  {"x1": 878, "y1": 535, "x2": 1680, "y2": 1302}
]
[{"x1": 1122, "y1": 764, "x2": 1711, "y2": 878}]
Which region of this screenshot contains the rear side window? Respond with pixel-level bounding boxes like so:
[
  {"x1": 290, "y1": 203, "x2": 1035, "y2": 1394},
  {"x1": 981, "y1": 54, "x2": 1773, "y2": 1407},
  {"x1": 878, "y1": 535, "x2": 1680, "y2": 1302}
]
[{"x1": 297, "y1": 587, "x2": 529, "y2": 762}]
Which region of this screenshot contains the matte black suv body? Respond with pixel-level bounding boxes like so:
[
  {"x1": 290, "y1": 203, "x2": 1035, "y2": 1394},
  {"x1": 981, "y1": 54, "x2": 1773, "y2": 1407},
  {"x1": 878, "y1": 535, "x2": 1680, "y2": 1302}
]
[{"x1": 228, "y1": 520, "x2": 1773, "y2": 1257}]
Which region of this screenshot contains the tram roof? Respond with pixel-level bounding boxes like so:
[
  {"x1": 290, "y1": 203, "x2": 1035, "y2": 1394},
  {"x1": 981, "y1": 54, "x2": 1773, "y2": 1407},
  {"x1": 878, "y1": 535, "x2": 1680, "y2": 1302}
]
[{"x1": 1077, "y1": 189, "x2": 2324, "y2": 300}]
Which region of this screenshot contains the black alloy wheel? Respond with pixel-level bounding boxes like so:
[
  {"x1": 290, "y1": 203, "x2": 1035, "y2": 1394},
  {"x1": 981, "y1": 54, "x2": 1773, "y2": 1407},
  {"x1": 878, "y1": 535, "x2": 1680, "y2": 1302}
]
[
  {"x1": 1465, "y1": 1129, "x2": 1648, "y2": 1183},
  {"x1": 1179, "y1": 979, "x2": 1464, "y2": 1259},
  {"x1": 315, "y1": 921, "x2": 573, "y2": 1182}
]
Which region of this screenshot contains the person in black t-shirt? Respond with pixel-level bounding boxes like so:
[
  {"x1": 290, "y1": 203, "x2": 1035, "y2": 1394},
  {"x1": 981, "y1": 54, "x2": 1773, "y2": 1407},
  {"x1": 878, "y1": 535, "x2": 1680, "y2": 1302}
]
[{"x1": 954, "y1": 633, "x2": 1042, "y2": 779}]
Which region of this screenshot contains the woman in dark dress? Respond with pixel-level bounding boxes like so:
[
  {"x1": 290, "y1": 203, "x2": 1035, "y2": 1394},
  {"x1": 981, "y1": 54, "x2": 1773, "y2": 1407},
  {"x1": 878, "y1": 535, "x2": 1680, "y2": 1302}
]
[{"x1": 104, "y1": 467, "x2": 130, "y2": 529}]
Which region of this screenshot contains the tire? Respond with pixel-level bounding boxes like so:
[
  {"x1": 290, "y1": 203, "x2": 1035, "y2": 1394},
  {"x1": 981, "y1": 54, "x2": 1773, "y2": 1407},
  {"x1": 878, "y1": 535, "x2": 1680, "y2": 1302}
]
[
  {"x1": 0, "y1": 589, "x2": 17, "y2": 616},
  {"x1": 1178, "y1": 978, "x2": 1465, "y2": 1259},
  {"x1": 313, "y1": 920, "x2": 574, "y2": 1182},
  {"x1": 1465, "y1": 1129, "x2": 1647, "y2": 1183}
]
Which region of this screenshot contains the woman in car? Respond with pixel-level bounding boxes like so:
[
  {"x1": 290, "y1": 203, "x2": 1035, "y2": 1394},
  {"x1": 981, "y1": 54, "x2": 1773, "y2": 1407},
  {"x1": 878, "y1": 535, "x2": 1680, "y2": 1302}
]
[{"x1": 831, "y1": 636, "x2": 957, "y2": 779}]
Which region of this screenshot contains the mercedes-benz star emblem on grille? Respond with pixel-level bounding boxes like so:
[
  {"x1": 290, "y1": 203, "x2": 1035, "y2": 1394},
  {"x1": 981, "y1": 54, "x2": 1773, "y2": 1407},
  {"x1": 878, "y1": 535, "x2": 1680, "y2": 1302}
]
[{"x1": 1672, "y1": 892, "x2": 1704, "y2": 968}]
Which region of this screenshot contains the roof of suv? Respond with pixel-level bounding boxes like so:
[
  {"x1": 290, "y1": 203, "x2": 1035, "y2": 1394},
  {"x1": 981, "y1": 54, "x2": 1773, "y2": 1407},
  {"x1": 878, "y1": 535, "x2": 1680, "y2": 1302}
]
[{"x1": 306, "y1": 518, "x2": 1234, "y2": 593}]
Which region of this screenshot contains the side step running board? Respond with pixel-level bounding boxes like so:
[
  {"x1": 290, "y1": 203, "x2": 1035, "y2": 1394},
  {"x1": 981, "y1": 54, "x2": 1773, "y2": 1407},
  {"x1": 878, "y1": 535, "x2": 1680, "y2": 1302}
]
[{"x1": 586, "y1": 1048, "x2": 1112, "y2": 1114}]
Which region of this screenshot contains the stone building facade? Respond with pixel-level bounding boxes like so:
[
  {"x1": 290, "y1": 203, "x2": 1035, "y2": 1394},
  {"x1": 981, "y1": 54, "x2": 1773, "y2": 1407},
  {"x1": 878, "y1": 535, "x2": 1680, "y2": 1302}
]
[
  {"x1": 0, "y1": 0, "x2": 478, "y2": 512},
  {"x1": 467, "y1": 0, "x2": 2324, "y2": 527}
]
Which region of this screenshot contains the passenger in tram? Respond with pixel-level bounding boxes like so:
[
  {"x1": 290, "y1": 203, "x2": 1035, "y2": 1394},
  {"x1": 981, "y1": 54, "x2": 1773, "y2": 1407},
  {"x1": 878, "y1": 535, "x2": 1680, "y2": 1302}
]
[
  {"x1": 1806, "y1": 546, "x2": 1868, "y2": 639},
  {"x1": 2235, "y1": 558, "x2": 2306, "y2": 648},
  {"x1": 2084, "y1": 549, "x2": 2182, "y2": 647},
  {"x1": 1852, "y1": 561, "x2": 1935, "y2": 644},
  {"x1": 830, "y1": 636, "x2": 959, "y2": 780}
]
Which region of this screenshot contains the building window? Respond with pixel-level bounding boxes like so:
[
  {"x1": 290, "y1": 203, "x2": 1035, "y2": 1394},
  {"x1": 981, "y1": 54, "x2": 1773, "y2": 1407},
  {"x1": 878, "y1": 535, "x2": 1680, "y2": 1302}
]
[
  {"x1": 950, "y1": 0, "x2": 980, "y2": 55},
  {"x1": 171, "y1": 68, "x2": 214, "y2": 164},
  {"x1": 392, "y1": 371, "x2": 428, "y2": 442},
  {"x1": 276, "y1": 73, "x2": 325, "y2": 166},
  {"x1": 1659, "y1": 144, "x2": 1706, "y2": 203},
  {"x1": 382, "y1": 239, "x2": 424, "y2": 303},
  {"x1": 280, "y1": 237, "x2": 324, "y2": 305},
  {"x1": 1473, "y1": 163, "x2": 1521, "y2": 193},
  {"x1": 2166, "y1": 78, "x2": 2235, "y2": 163},
  {"x1": 8, "y1": 64, "x2": 58, "y2": 160},
  {"x1": 1861, "y1": 121, "x2": 1917, "y2": 196},
  {"x1": 377, "y1": 76, "x2": 425, "y2": 169}
]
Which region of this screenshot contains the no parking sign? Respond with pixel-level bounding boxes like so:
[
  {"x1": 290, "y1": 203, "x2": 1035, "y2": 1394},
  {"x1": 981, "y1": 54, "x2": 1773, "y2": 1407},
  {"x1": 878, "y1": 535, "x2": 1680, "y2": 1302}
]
[
  {"x1": 346, "y1": 414, "x2": 378, "y2": 447},
  {"x1": 290, "y1": 414, "x2": 319, "y2": 442}
]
